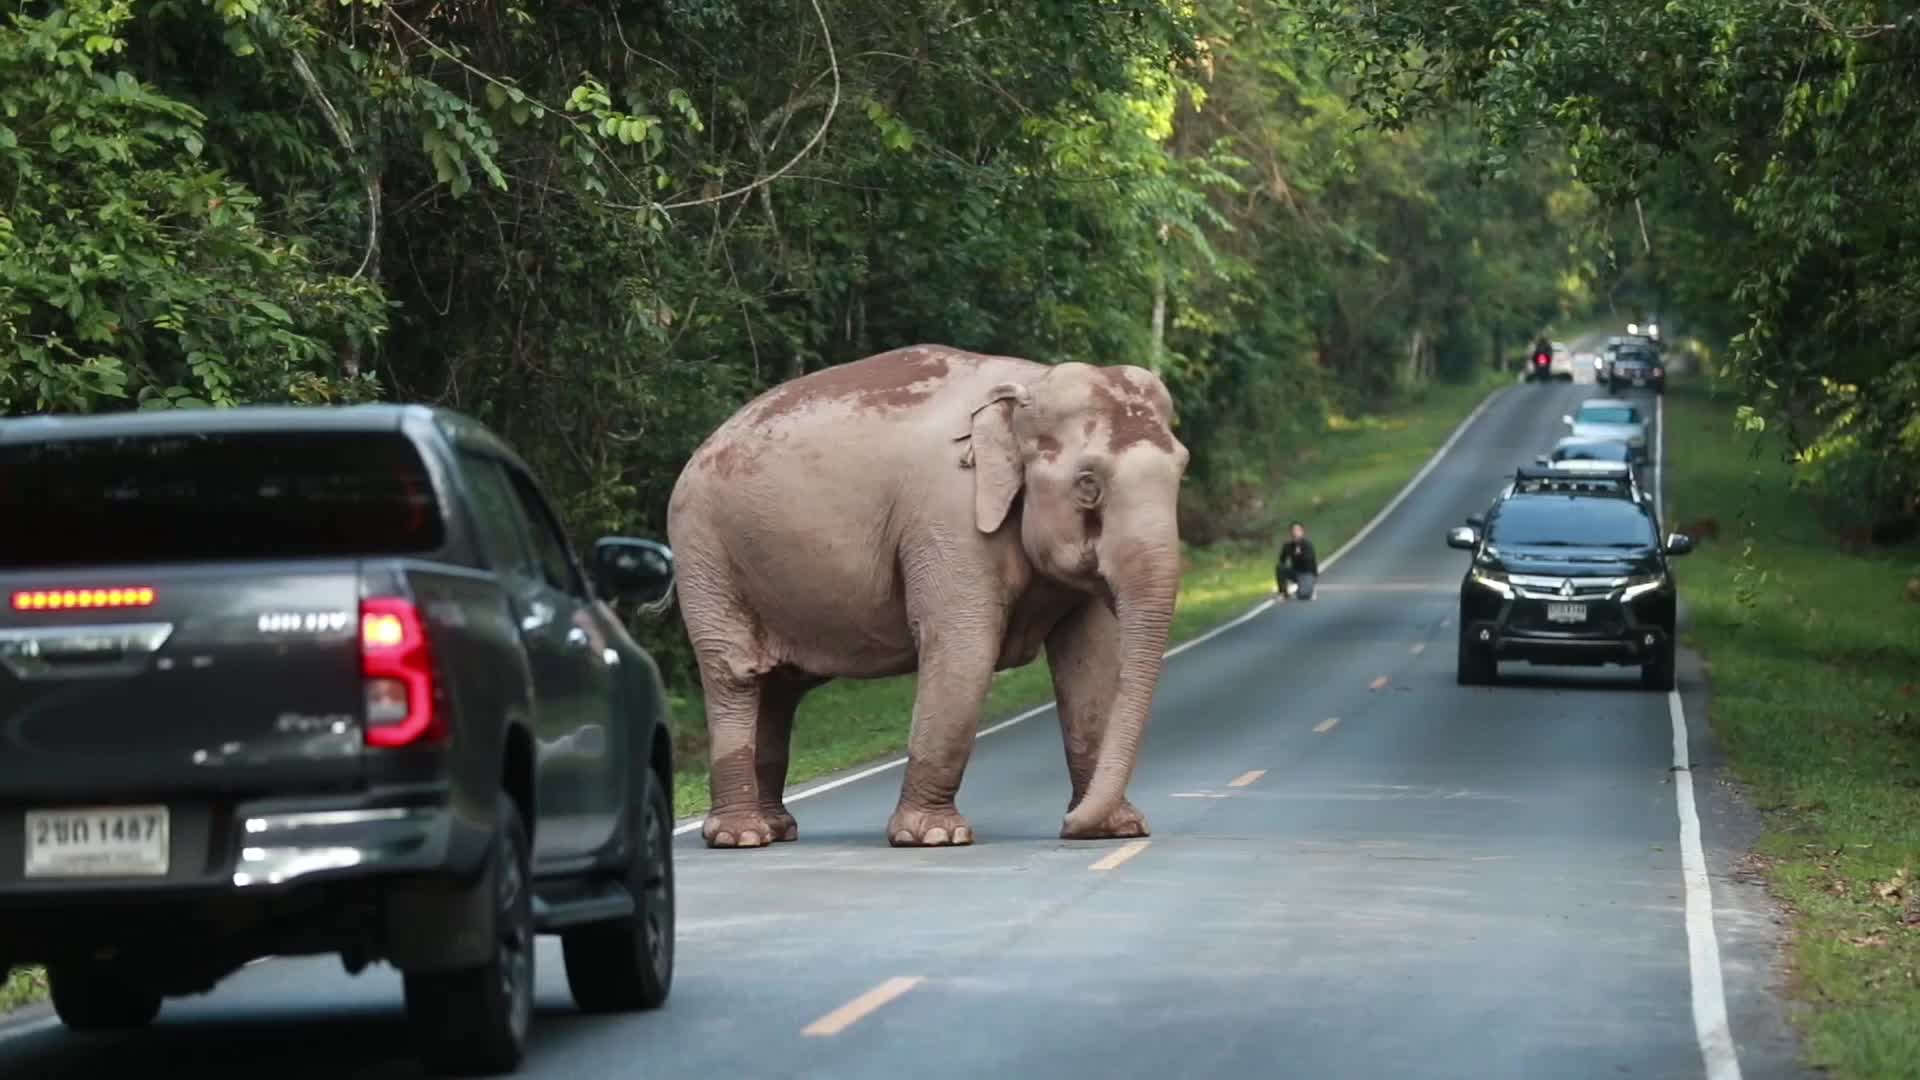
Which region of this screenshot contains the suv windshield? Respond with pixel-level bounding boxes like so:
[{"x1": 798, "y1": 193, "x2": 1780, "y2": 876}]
[
  {"x1": 1554, "y1": 442, "x2": 1630, "y2": 462},
  {"x1": 1577, "y1": 404, "x2": 1641, "y2": 424},
  {"x1": 1488, "y1": 497, "x2": 1658, "y2": 548},
  {"x1": 0, "y1": 430, "x2": 445, "y2": 568}
]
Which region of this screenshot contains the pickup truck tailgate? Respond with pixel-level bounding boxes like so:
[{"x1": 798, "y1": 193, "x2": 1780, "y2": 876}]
[
  {"x1": 0, "y1": 564, "x2": 367, "y2": 798},
  {"x1": 0, "y1": 423, "x2": 451, "y2": 804}
]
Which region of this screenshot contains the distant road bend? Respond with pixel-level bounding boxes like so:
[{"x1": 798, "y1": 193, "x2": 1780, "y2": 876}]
[{"x1": 0, "y1": 330, "x2": 1804, "y2": 1079}]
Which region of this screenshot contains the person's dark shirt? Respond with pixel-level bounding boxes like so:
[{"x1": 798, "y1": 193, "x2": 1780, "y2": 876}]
[{"x1": 1277, "y1": 537, "x2": 1318, "y2": 574}]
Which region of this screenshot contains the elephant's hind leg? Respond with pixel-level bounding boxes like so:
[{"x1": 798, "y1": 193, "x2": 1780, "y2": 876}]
[
  {"x1": 683, "y1": 584, "x2": 781, "y2": 849},
  {"x1": 756, "y1": 676, "x2": 821, "y2": 842},
  {"x1": 1044, "y1": 600, "x2": 1149, "y2": 839}
]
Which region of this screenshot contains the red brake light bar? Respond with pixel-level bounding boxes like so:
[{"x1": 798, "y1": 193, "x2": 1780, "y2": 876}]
[
  {"x1": 360, "y1": 597, "x2": 445, "y2": 749},
  {"x1": 11, "y1": 588, "x2": 156, "y2": 611}
]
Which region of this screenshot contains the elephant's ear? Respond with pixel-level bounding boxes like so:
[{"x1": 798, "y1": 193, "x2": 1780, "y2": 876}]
[{"x1": 966, "y1": 382, "x2": 1030, "y2": 534}]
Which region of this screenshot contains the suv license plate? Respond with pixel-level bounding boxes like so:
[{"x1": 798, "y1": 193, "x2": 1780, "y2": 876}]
[
  {"x1": 25, "y1": 806, "x2": 170, "y2": 878},
  {"x1": 1632, "y1": 377, "x2": 1646, "y2": 385},
  {"x1": 1546, "y1": 602, "x2": 1587, "y2": 624}
]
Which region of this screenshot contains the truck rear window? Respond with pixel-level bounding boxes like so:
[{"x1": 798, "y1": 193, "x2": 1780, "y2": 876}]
[{"x1": 0, "y1": 430, "x2": 446, "y2": 568}]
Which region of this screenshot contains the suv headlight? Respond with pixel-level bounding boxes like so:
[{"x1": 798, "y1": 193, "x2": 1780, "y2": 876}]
[
  {"x1": 1468, "y1": 568, "x2": 1514, "y2": 598},
  {"x1": 1621, "y1": 574, "x2": 1666, "y2": 601}
]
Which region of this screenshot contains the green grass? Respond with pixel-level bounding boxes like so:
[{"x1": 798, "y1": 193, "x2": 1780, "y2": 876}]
[
  {"x1": 1, "y1": 966, "x2": 45, "y2": 1013},
  {"x1": 668, "y1": 371, "x2": 1508, "y2": 819},
  {"x1": 1664, "y1": 380, "x2": 1920, "y2": 1079}
]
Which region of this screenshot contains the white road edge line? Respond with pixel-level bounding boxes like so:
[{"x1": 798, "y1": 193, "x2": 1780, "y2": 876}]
[
  {"x1": 1655, "y1": 391, "x2": 1743, "y2": 1080},
  {"x1": 672, "y1": 383, "x2": 1509, "y2": 837}
]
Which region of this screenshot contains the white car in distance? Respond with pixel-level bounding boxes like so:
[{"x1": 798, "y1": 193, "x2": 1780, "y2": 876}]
[{"x1": 1562, "y1": 398, "x2": 1650, "y2": 462}]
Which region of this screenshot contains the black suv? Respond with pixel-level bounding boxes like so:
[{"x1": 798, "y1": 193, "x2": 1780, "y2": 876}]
[
  {"x1": 0, "y1": 406, "x2": 680, "y2": 1075},
  {"x1": 1447, "y1": 467, "x2": 1694, "y2": 690},
  {"x1": 1606, "y1": 345, "x2": 1664, "y2": 394}
]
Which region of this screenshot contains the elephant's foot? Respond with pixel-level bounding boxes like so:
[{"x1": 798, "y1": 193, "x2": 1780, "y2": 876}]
[
  {"x1": 702, "y1": 809, "x2": 777, "y2": 849},
  {"x1": 758, "y1": 803, "x2": 800, "y2": 843},
  {"x1": 885, "y1": 804, "x2": 974, "y2": 847},
  {"x1": 1060, "y1": 798, "x2": 1150, "y2": 840}
]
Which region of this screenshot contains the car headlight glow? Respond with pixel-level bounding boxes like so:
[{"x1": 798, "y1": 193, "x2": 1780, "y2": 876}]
[
  {"x1": 1468, "y1": 568, "x2": 1514, "y2": 598},
  {"x1": 1621, "y1": 574, "x2": 1665, "y2": 601}
]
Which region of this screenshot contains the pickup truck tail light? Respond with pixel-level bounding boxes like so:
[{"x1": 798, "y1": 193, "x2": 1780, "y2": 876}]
[{"x1": 360, "y1": 597, "x2": 445, "y2": 748}]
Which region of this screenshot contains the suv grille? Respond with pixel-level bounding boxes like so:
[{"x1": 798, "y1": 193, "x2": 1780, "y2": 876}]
[{"x1": 1509, "y1": 574, "x2": 1624, "y2": 600}]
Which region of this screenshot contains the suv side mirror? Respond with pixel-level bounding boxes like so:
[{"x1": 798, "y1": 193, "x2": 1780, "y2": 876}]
[
  {"x1": 1465, "y1": 514, "x2": 1485, "y2": 528},
  {"x1": 1561, "y1": 414, "x2": 1574, "y2": 425},
  {"x1": 1446, "y1": 526, "x2": 1478, "y2": 551},
  {"x1": 1664, "y1": 533, "x2": 1695, "y2": 556},
  {"x1": 592, "y1": 537, "x2": 676, "y2": 609}
]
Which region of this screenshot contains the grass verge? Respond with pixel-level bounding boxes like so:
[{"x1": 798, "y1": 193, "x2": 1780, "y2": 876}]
[
  {"x1": 1664, "y1": 380, "x2": 1920, "y2": 1079},
  {"x1": 668, "y1": 370, "x2": 1507, "y2": 819},
  {"x1": 1, "y1": 966, "x2": 45, "y2": 1014}
]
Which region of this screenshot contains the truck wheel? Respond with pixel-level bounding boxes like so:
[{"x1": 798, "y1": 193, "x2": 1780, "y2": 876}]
[
  {"x1": 48, "y1": 964, "x2": 162, "y2": 1032},
  {"x1": 404, "y1": 792, "x2": 534, "y2": 1076},
  {"x1": 1642, "y1": 638, "x2": 1677, "y2": 692},
  {"x1": 1456, "y1": 629, "x2": 1495, "y2": 686},
  {"x1": 562, "y1": 767, "x2": 675, "y2": 1012}
]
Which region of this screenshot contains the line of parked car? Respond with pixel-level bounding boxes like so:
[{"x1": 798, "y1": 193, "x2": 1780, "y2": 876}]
[{"x1": 1449, "y1": 325, "x2": 1692, "y2": 690}]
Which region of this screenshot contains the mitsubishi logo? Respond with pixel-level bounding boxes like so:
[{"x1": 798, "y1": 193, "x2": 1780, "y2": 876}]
[{"x1": 1559, "y1": 579, "x2": 1575, "y2": 597}]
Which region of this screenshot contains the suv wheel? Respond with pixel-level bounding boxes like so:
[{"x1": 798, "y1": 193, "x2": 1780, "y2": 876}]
[
  {"x1": 404, "y1": 792, "x2": 534, "y2": 1076},
  {"x1": 1456, "y1": 627, "x2": 1495, "y2": 686},
  {"x1": 1642, "y1": 637, "x2": 1677, "y2": 692},
  {"x1": 47, "y1": 964, "x2": 162, "y2": 1032},
  {"x1": 562, "y1": 767, "x2": 675, "y2": 1012}
]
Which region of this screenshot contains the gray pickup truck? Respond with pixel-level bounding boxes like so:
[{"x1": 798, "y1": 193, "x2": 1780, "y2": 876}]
[{"x1": 0, "y1": 405, "x2": 680, "y2": 1075}]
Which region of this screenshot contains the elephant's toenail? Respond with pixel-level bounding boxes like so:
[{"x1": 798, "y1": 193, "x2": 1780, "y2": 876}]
[
  {"x1": 741, "y1": 831, "x2": 761, "y2": 846},
  {"x1": 716, "y1": 832, "x2": 735, "y2": 846},
  {"x1": 954, "y1": 827, "x2": 973, "y2": 844},
  {"x1": 924, "y1": 827, "x2": 949, "y2": 845},
  {"x1": 893, "y1": 830, "x2": 916, "y2": 845}
]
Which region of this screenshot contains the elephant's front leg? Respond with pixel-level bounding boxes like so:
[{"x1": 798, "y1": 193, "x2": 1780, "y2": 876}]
[
  {"x1": 1044, "y1": 599, "x2": 1149, "y2": 839},
  {"x1": 887, "y1": 628, "x2": 998, "y2": 847}
]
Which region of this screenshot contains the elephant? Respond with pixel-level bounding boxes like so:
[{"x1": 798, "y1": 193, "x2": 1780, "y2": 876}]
[{"x1": 665, "y1": 344, "x2": 1190, "y2": 848}]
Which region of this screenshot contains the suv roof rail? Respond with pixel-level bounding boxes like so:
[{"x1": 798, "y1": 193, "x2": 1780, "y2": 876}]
[{"x1": 1509, "y1": 465, "x2": 1636, "y2": 497}]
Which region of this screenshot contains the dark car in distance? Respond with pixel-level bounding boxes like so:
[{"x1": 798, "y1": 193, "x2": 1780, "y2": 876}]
[
  {"x1": 1606, "y1": 345, "x2": 1665, "y2": 394},
  {"x1": 1448, "y1": 467, "x2": 1694, "y2": 690},
  {"x1": 0, "y1": 405, "x2": 681, "y2": 1075}
]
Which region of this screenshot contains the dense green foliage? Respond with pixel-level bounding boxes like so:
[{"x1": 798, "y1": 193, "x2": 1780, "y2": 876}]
[
  {"x1": 1, "y1": 0, "x2": 1588, "y2": 681},
  {"x1": 1300, "y1": 0, "x2": 1920, "y2": 535}
]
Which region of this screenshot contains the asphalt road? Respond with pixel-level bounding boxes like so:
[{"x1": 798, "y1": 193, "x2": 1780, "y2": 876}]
[{"x1": 0, "y1": 333, "x2": 1807, "y2": 1078}]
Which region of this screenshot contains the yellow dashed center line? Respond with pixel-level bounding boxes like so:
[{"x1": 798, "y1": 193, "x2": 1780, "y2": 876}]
[
  {"x1": 1314, "y1": 717, "x2": 1341, "y2": 734},
  {"x1": 1227, "y1": 769, "x2": 1267, "y2": 788},
  {"x1": 802, "y1": 976, "x2": 925, "y2": 1037},
  {"x1": 1088, "y1": 839, "x2": 1151, "y2": 872}
]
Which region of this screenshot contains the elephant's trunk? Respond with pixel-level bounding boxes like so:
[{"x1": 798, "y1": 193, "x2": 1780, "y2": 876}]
[{"x1": 1062, "y1": 536, "x2": 1179, "y2": 836}]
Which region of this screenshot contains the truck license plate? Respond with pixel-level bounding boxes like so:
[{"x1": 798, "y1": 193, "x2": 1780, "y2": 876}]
[
  {"x1": 1546, "y1": 602, "x2": 1587, "y2": 624},
  {"x1": 25, "y1": 806, "x2": 169, "y2": 878},
  {"x1": 1632, "y1": 377, "x2": 1646, "y2": 386}
]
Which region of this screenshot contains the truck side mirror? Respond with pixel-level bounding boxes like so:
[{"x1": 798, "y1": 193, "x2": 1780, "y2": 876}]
[{"x1": 592, "y1": 537, "x2": 676, "y2": 610}]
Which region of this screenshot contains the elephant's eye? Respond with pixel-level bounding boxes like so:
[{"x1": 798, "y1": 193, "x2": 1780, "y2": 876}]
[{"x1": 1073, "y1": 470, "x2": 1104, "y2": 509}]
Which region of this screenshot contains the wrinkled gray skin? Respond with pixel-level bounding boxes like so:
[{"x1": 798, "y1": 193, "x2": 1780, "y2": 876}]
[{"x1": 666, "y1": 345, "x2": 1190, "y2": 847}]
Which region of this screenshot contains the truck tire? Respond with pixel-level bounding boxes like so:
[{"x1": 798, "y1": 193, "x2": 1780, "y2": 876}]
[
  {"x1": 1455, "y1": 628, "x2": 1495, "y2": 686},
  {"x1": 562, "y1": 767, "x2": 675, "y2": 1012},
  {"x1": 404, "y1": 792, "x2": 534, "y2": 1076},
  {"x1": 1642, "y1": 638, "x2": 1677, "y2": 692},
  {"x1": 48, "y1": 964, "x2": 162, "y2": 1032}
]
